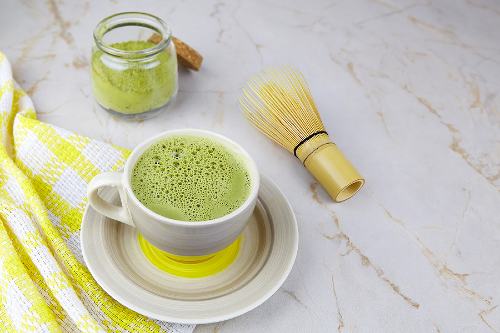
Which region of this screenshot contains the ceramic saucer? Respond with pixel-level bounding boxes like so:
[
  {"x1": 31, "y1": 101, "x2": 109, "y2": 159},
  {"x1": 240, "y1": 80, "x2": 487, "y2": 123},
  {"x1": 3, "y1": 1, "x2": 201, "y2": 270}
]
[{"x1": 81, "y1": 176, "x2": 298, "y2": 324}]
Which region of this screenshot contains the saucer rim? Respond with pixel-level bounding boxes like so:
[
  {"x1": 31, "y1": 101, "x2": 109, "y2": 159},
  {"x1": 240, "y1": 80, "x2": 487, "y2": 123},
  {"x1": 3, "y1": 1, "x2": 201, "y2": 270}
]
[{"x1": 81, "y1": 175, "x2": 298, "y2": 324}]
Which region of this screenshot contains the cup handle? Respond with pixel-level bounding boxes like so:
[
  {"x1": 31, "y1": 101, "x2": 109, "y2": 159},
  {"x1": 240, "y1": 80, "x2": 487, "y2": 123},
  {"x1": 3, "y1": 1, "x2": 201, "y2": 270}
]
[{"x1": 87, "y1": 172, "x2": 135, "y2": 227}]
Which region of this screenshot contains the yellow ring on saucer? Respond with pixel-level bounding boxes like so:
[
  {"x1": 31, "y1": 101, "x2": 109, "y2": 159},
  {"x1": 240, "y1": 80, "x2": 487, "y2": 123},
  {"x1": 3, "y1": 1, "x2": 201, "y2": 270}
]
[{"x1": 138, "y1": 234, "x2": 241, "y2": 278}]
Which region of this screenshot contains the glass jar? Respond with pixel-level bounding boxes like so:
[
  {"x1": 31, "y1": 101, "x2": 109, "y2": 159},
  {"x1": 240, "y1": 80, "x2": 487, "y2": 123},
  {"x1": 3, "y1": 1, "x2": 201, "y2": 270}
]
[{"x1": 91, "y1": 12, "x2": 178, "y2": 120}]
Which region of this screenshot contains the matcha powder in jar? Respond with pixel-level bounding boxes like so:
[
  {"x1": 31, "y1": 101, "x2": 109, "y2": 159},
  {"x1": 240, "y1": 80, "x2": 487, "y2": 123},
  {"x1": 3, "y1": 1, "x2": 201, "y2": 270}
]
[{"x1": 91, "y1": 12, "x2": 178, "y2": 119}]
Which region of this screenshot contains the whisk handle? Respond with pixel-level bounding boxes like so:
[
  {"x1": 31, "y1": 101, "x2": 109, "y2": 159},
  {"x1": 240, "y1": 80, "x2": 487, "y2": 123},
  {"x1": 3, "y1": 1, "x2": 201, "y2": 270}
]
[{"x1": 303, "y1": 143, "x2": 364, "y2": 202}]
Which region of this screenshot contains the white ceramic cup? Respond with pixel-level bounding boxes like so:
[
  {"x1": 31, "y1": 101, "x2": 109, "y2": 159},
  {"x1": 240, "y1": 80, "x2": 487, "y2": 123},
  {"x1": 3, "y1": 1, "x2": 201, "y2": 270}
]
[{"x1": 87, "y1": 129, "x2": 260, "y2": 256}]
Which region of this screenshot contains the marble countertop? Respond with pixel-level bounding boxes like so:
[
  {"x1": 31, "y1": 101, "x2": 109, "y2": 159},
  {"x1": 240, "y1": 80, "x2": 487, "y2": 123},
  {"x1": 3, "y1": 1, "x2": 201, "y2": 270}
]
[{"x1": 2, "y1": 0, "x2": 500, "y2": 332}]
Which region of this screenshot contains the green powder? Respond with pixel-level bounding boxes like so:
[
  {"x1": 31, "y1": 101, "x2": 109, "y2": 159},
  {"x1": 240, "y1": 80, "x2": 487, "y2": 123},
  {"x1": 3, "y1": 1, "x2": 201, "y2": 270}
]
[
  {"x1": 131, "y1": 136, "x2": 251, "y2": 221},
  {"x1": 91, "y1": 40, "x2": 177, "y2": 114}
]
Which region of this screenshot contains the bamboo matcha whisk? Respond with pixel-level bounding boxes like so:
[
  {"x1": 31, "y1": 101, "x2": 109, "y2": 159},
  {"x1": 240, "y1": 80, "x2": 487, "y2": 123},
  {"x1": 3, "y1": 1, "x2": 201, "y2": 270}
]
[{"x1": 240, "y1": 67, "x2": 364, "y2": 202}]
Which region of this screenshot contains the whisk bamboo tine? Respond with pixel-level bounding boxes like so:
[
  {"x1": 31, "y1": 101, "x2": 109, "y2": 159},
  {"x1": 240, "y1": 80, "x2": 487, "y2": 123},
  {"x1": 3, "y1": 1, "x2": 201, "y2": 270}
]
[{"x1": 240, "y1": 66, "x2": 364, "y2": 202}]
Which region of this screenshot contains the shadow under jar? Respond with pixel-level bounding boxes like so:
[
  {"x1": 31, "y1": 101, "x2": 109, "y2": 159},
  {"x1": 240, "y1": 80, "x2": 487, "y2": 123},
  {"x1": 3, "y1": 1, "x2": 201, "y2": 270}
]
[{"x1": 91, "y1": 12, "x2": 178, "y2": 120}]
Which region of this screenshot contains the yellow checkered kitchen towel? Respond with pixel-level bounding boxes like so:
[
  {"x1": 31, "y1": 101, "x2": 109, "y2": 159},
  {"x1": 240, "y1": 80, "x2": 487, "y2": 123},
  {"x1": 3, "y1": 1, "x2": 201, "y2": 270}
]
[{"x1": 0, "y1": 53, "x2": 194, "y2": 332}]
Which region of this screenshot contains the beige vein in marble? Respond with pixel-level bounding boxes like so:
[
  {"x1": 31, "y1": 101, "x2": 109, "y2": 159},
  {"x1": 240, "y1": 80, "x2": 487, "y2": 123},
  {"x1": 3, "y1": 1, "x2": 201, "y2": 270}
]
[
  {"x1": 329, "y1": 55, "x2": 363, "y2": 86},
  {"x1": 212, "y1": 91, "x2": 225, "y2": 127},
  {"x1": 468, "y1": 80, "x2": 481, "y2": 109},
  {"x1": 407, "y1": 15, "x2": 455, "y2": 40},
  {"x1": 453, "y1": 68, "x2": 486, "y2": 111},
  {"x1": 211, "y1": 322, "x2": 224, "y2": 333},
  {"x1": 27, "y1": 53, "x2": 56, "y2": 62},
  {"x1": 231, "y1": 4, "x2": 263, "y2": 65},
  {"x1": 402, "y1": 85, "x2": 500, "y2": 189},
  {"x1": 368, "y1": 0, "x2": 399, "y2": 10},
  {"x1": 37, "y1": 100, "x2": 72, "y2": 116},
  {"x1": 376, "y1": 111, "x2": 391, "y2": 136},
  {"x1": 46, "y1": 0, "x2": 74, "y2": 45},
  {"x1": 14, "y1": 24, "x2": 52, "y2": 66},
  {"x1": 465, "y1": 0, "x2": 500, "y2": 17},
  {"x1": 210, "y1": 1, "x2": 226, "y2": 44},
  {"x1": 446, "y1": 188, "x2": 470, "y2": 257},
  {"x1": 26, "y1": 72, "x2": 49, "y2": 96},
  {"x1": 331, "y1": 275, "x2": 345, "y2": 333},
  {"x1": 310, "y1": 182, "x2": 420, "y2": 309},
  {"x1": 407, "y1": 12, "x2": 500, "y2": 59},
  {"x1": 355, "y1": 2, "x2": 426, "y2": 26},
  {"x1": 72, "y1": 55, "x2": 88, "y2": 70},
  {"x1": 479, "y1": 305, "x2": 499, "y2": 333},
  {"x1": 380, "y1": 204, "x2": 492, "y2": 306},
  {"x1": 336, "y1": 227, "x2": 420, "y2": 309},
  {"x1": 329, "y1": 56, "x2": 396, "y2": 139},
  {"x1": 346, "y1": 62, "x2": 362, "y2": 86}
]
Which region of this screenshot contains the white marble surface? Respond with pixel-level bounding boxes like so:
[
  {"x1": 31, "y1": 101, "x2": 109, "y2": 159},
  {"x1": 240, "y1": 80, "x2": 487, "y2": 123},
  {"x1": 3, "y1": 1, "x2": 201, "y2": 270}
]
[{"x1": 2, "y1": 0, "x2": 500, "y2": 332}]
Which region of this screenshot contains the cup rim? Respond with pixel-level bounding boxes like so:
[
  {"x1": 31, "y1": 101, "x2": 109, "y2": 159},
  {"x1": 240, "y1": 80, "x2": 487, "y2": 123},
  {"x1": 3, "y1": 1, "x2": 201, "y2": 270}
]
[{"x1": 123, "y1": 129, "x2": 260, "y2": 227}]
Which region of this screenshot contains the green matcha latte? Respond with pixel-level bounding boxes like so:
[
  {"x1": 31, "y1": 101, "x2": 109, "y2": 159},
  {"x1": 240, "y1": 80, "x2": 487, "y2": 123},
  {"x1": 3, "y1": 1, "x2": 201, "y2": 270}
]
[
  {"x1": 131, "y1": 136, "x2": 251, "y2": 222},
  {"x1": 91, "y1": 40, "x2": 177, "y2": 115}
]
